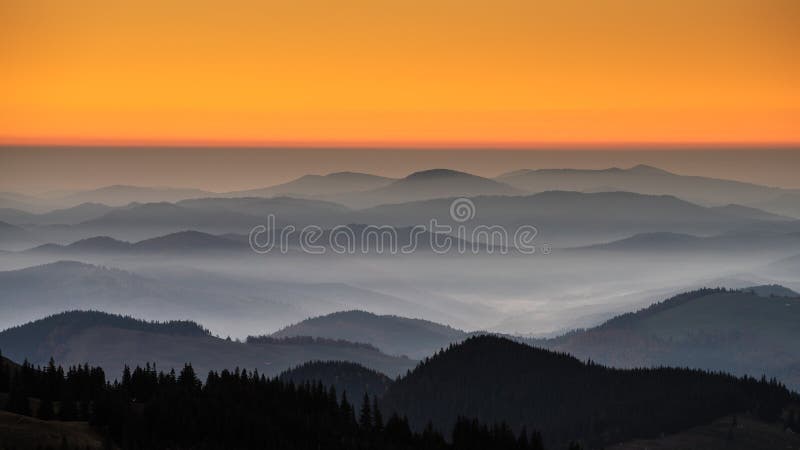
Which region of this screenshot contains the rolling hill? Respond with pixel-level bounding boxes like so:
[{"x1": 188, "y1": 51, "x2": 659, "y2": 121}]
[
  {"x1": 0, "y1": 311, "x2": 416, "y2": 379},
  {"x1": 56, "y1": 185, "x2": 214, "y2": 207},
  {"x1": 332, "y1": 169, "x2": 521, "y2": 208},
  {"x1": 355, "y1": 190, "x2": 798, "y2": 247},
  {"x1": 0, "y1": 220, "x2": 39, "y2": 251},
  {"x1": 272, "y1": 310, "x2": 468, "y2": 358},
  {"x1": 0, "y1": 261, "x2": 171, "y2": 328},
  {"x1": 279, "y1": 360, "x2": 393, "y2": 404},
  {"x1": 495, "y1": 165, "x2": 800, "y2": 217},
  {"x1": 0, "y1": 203, "x2": 114, "y2": 226},
  {"x1": 380, "y1": 335, "x2": 797, "y2": 449},
  {"x1": 0, "y1": 260, "x2": 465, "y2": 340},
  {"x1": 225, "y1": 172, "x2": 395, "y2": 197},
  {"x1": 765, "y1": 253, "x2": 800, "y2": 279},
  {"x1": 7, "y1": 183, "x2": 795, "y2": 248},
  {"x1": 59, "y1": 197, "x2": 353, "y2": 241},
  {"x1": 540, "y1": 288, "x2": 800, "y2": 390},
  {"x1": 576, "y1": 231, "x2": 800, "y2": 255},
  {"x1": 741, "y1": 284, "x2": 800, "y2": 298}
]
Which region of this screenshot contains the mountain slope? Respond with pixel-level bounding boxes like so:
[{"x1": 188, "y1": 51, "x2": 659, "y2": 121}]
[
  {"x1": 333, "y1": 169, "x2": 521, "y2": 207},
  {"x1": 0, "y1": 311, "x2": 416, "y2": 379},
  {"x1": 495, "y1": 165, "x2": 797, "y2": 216},
  {"x1": 741, "y1": 284, "x2": 800, "y2": 298},
  {"x1": 355, "y1": 191, "x2": 798, "y2": 247},
  {"x1": 0, "y1": 411, "x2": 106, "y2": 450},
  {"x1": 609, "y1": 414, "x2": 800, "y2": 450},
  {"x1": 0, "y1": 261, "x2": 167, "y2": 326},
  {"x1": 279, "y1": 360, "x2": 393, "y2": 404},
  {"x1": 49, "y1": 197, "x2": 351, "y2": 242},
  {"x1": 0, "y1": 203, "x2": 115, "y2": 226},
  {"x1": 540, "y1": 288, "x2": 800, "y2": 390},
  {"x1": 272, "y1": 310, "x2": 468, "y2": 358},
  {"x1": 57, "y1": 185, "x2": 214, "y2": 206},
  {"x1": 577, "y1": 231, "x2": 800, "y2": 255},
  {"x1": 0, "y1": 220, "x2": 39, "y2": 250},
  {"x1": 0, "y1": 261, "x2": 457, "y2": 340},
  {"x1": 381, "y1": 335, "x2": 797, "y2": 449},
  {"x1": 225, "y1": 172, "x2": 395, "y2": 197}
]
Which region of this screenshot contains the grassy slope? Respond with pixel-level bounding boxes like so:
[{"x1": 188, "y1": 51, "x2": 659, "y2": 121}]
[
  {"x1": 609, "y1": 414, "x2": 800, "y2": 450},
  {"x1": 0, "y1": 410, "x2": 106, "y2": 450}
]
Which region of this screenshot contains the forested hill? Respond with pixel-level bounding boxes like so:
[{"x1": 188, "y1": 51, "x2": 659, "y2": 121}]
[
  {"x1": 279, "y1": 360, "x2": 393, "y2": 407},
  {"x1": 271, "y1": 310, "x2": 467, "y2": 358},
  {"x1": 0, "y1": 356, "x2": 546, "y2": 450},
  {"x1": 0, "y1": 310, "x2": 210, "y2": 364},
  {"x1": 381, "y1": 335, "x2": 799, "y2": 449},
  {"x1": 539, "y1": 288, "x2": 800, "y2": 390}
]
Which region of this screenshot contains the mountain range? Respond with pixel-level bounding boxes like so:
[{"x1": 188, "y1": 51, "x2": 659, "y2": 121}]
[
  {"x1": 243, "y1": 286, "x2": 800, "y2": 390},
  {"x1": 4, "y1": 165, "x2": 799, "y2": 218},
  {"x1": 539, "y1": 288, "x2": 800, "y2": 390},
  {"x1": 0, "y1": 311, "x2": 416, "y2": 379},
  {"x1": 496, "y1": 165, "x2": 800, "y2": 217},
  {"x1": 326, "y1": 169, "x2": 521, "y2": 208},
  {"x1": 3, "y1": 294, "x2": 800, "y2": 447},
  {"x1": 225, "y1": 172, "x2": 395, "y2": 198},
  {"x1": 576, "y1": 230, "x2": 800, "y2": 255},
  {"x1": 0, "y1": 260, "x2": 475, "y2": 339},
  {"x1": 272, "y1": 310, "x2": 468, "y2": 359},
  {"x1": 12, "y1": 189, "x2": 791, "y2": 249},
  {"x1": 2, "y1": 166, "x2": 799, "y2": 249}
]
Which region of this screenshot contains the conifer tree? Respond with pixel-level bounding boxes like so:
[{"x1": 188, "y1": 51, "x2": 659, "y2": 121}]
[
  {"x1": 359, "y1": 393, "x2": 373, "y2": 430},
  {"x1": 372, "y1": 396, "x2": 383, "y2": 432}
]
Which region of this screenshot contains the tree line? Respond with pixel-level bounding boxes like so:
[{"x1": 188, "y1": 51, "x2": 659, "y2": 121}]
[
  {"x1": 381, "y1": 335, "x2": 800, "y2": 449},
  {"x1": 0, "y1": 349, "x2": 547, "y2": 450}
]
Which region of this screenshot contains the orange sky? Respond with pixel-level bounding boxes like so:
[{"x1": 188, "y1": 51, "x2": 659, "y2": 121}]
[{"x1": 1, "y1": 0, "x2": 798, "y2": 147}]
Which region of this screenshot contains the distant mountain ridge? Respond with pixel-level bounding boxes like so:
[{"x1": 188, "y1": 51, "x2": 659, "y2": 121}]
[
  {"x1": 0, "y1": 310, "x2": 211, "y2": 362},
  {"x1": 496, "y1": 164, "x2": 800, "y2": 217},
  {"x1": 58, "y1": 185, "x2": 215, "y2": 207},
  {"x1": 353, "y1": 190, "x2": 798, "y2": 247},
  {"x1": 539, "y1": 288, "x2": 800, "y2": 390},
  {"x1": 272, "y1": 310, "x2": 468, "y2": 358},
  {"x1": 0, "y1": 260, "x2": 466, "y2": 338},
  {"x1": 576, "y1": 230, "x2": 800, "y2": 255},
  {"x1": 265, "y1": 287, "x2": 800, "y2": 391},
  {"x1": 0, "y1": 203, "x2": 114, "y2": 226},
  {"x1": 224, "y1": 172, "x2": 395, "y2": 198},
  {"x1": 0, "y1": 310, "x2": 416, "y2": 379},
  {"x1": 4, "y1": 165, "x2": 799, "y2": 217},
  {"x1": 3, "y1": 167, "x2": 798, "y2": 248},
  {"x1": 740, "y1": 284, "x2": 799, "y2": 298},
  {"x1": 330, "y1": 169, "x2": 521, "y2": 208}
]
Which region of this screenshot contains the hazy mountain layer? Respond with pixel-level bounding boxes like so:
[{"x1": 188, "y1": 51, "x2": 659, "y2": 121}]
[
  {"x1": 225, "y1": 172, "x2": 396, "y2": 198},
  {"x1": 540, "y1": 288, "x2": 800, "y2": 390},
  {"x1": 272, "y1": 310, "x2": 468, "y2": 359},
  {"x1": 496, "y1": 165, "x2": 800, "y2": 217},
  {"x1": 0, "y1": 260, "x2": 480, "y2": 338},
  {"x1": 0, "y1": 311, "x2": 416, "y2": 379}
]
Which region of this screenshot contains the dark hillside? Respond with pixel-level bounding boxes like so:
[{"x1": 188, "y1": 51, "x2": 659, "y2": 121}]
[{"x1": 381, "y1": 335, "x2": 797, "y2": 449}]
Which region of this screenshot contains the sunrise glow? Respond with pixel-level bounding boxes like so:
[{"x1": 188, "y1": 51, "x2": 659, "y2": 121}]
[{"x1": 1, "y1": 0, "x2": 798, "y2": 147}]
